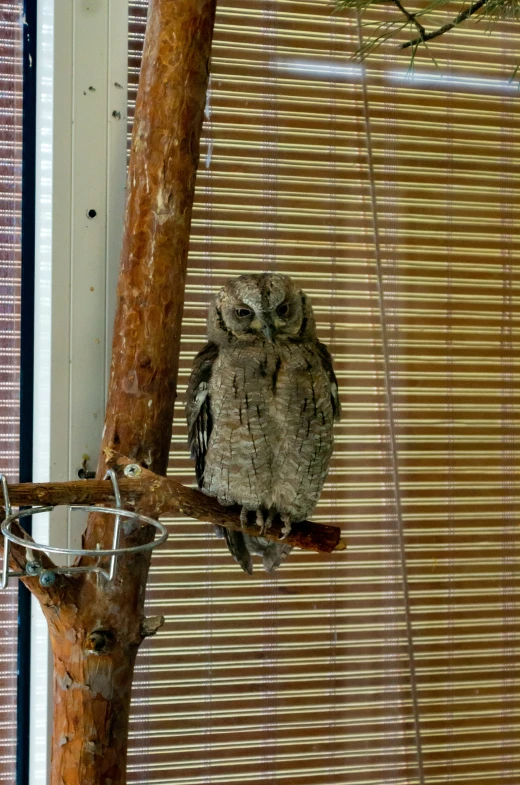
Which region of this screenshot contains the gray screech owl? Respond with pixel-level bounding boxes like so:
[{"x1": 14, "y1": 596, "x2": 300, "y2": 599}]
[{"x1": 186, "y1": 273, "x2": 340, "y2": 573}]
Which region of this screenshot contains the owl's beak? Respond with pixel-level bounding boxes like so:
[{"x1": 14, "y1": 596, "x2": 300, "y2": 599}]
[{"x1": 261, "y1": 317, "x2": 276, "y2": 343}]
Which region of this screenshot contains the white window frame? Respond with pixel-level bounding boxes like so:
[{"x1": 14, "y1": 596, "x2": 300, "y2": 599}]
[{"x1": 32, "y1": 1, "x2": 129, "y2": 781}]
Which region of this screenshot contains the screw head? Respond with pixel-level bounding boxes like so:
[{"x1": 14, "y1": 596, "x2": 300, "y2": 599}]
[
  {"x1": 25, "y1": 561, "x2": 41, "y2": 576},
  {"x1": 39, "y1": 570, "x2": 56, "y2": 587},
  {"x1": 124, "y1": 463, "x2": 142, "y2": 478}
]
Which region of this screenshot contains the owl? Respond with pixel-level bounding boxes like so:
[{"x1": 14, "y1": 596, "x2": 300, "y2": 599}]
[{"x1": 186, "y1": 273, "x2": 340, "y2": 573}]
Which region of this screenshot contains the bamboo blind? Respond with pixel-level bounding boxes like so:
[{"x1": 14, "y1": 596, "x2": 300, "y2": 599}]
[
  {"x1": 0, "y1": 2, "x2": 22, "y2": 781},
  {"x1": 127, "y1": 1, "x2": 519, "y2": 783}
]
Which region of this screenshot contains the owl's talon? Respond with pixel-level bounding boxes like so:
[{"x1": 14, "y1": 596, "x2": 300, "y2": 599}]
[
  {"x1": 255, "y1": 508, "x2": 265, "y2": 533},
  {"x1": 240, "y1": 507, "x2": 249, "y2": 530},
  {"x1": 263, "y1": 510, "x2": 275, "y2": 535},
  {"x1": 280, "y1": 515, "x2": 292, "y2": 540}
]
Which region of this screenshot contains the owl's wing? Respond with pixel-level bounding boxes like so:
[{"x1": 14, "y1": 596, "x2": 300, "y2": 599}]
[
  {"x1": 186, "y1": 341, "x2": 297, "y2": 575},
  {"x1": 185, "y1": 342, "x2": 219, "y2": 488},
  {"x1": 316, "y1": 341, "x2": 341, "y2": 421},
  {"x1": 222, "y1": 529, "x2": 254, "y2": 575},
  {"x1": 186, "y1": 344, "x2": 255, "y2": 573}
]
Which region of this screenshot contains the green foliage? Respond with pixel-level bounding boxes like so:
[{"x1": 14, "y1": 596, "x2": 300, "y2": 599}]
[{"x1": 478, "y1": 0, "x2": 520, "y2": 20}]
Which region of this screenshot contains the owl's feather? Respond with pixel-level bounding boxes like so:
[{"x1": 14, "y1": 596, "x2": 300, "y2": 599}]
[
  {"x1": 221, "y1": 528, "x2": 253, "y2": 574},
  {"x1": 187, "y1": 341, "x2": 292, "y2": 573},
  {"x1": 186, "y1": 341, "x2": 219, "y2": 486},
  {"x1": 316, "y1": 341, "x2": 342, "y2": 422},
  {"x1": 242, "y1": 533, "x2": 292, "y2": 571},
  {"x1": 186, "y1": 341, "x2": 266, "y2": 572}
]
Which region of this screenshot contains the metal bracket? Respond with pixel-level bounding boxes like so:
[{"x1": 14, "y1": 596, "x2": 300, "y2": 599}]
[{"x1": 0, "y1": 470, "x2": 168, "y2": 589}]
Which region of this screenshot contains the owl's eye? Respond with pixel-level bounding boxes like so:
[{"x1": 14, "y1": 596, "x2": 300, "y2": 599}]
[
  {"x1": 236, "y1": 307, "x2": 253, "y2": 318},
  {"x1": 277, "y1": 302, "x2": 290, "y2": 317}
]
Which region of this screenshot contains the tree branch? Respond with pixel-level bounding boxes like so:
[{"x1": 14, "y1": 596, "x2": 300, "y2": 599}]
[
  {"x1": 0, "y1": 457, "x2": 345, "y2": 554},
  {"x1": 401, "y1": 0, "x2": 489, "y2": 49},
  {"x1": 391, "y1": 0, "x2": 426, "y2": 41},
  {"x1": 0, "y1": 518, "x2": 72, "y2": 605}
]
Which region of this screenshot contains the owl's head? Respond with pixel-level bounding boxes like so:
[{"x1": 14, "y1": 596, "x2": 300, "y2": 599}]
[{"x1": 208, "y1": 273, "x2": 316, "y2": 344}]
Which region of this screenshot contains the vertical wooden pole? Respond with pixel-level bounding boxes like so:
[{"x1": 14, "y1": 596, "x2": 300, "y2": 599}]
[
  {"x1": 43, "y1": 1, "x2": 217, "y2": 783},
  {"x1": 100, "y1": 0, "x2": 216, "y2": 477}
]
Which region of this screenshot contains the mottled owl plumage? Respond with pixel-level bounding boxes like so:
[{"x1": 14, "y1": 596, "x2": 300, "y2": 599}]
[{"x1": 186, "y1": 273, "x2": 340, "y2": 573}]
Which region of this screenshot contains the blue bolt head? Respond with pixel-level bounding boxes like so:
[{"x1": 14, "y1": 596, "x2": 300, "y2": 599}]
[
  {"x1": 39, "y1": 570, "x2": 56, "y2": 587},
  {"x1": 25, "y1": 561, "x2": 41, "y2": 576}
]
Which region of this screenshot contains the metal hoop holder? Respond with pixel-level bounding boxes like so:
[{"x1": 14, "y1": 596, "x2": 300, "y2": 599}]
[{"x1": 0, "y1": 470, "x2": 168, "y2": 589}]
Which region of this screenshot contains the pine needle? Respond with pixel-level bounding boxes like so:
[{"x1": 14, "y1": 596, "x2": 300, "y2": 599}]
[{"x1": 334, "y1": 0, "x2": 520, "y2": 82}]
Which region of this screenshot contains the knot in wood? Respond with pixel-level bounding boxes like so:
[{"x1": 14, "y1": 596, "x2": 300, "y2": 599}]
[
  {"x1": 86, "y1": 628, "x2": 114, "y2": 655},
  {"x1": 138, "y1": 352, "x2": 152, "y2": 368}
]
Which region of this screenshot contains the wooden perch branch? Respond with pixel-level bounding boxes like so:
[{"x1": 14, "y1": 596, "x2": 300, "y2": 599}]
[
  {"x1": 1, "y1": 459, "x2": 345, "y2": 554},
  {"x1": 108, "y1": 456, "x2": 345, "y2": 552}
]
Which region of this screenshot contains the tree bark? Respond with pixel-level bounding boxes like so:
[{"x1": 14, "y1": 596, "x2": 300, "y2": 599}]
[
  {"x1": 19, "y1": 0, "x2": 217, "y2": 782},
  {"x1": 47, "y1": 572, "x2": 146, "y2": 785},
  {"x1": 99, "y1": 0, "x2": 216, "y2": 478}
]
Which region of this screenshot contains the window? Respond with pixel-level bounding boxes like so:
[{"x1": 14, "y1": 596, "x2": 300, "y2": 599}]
[{"x1": 127, "y1": 1, "x2": 519, "y2": 783}]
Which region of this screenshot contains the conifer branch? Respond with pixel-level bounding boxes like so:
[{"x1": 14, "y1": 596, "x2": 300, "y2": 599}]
[
  {"x1": 335, "y1": 0, "x2": 519, "y2": 71},
  {"x1": 401, "y1": 0, "x2": 489, "y2": 48}
]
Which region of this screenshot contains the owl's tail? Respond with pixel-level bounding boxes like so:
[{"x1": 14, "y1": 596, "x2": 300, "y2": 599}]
[
  {"x1": 215, "y1": 526, "x2": 292, "y2": 573},
  {"x1": 243, "y1": 533, "x2": 292, "y2": 572}
]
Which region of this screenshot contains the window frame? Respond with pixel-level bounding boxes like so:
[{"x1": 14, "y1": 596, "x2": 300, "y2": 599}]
[{"x1": 29, "y1": 2, "x2": 128, "y2": 782}]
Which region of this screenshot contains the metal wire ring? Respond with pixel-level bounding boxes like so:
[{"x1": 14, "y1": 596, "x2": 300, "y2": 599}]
[
  {"x1": 1, "y1": 506, "x2": 168, "y2": 557},
  {"x1": 0, "y1": 471, "x2": 168, "y2": 588}
]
